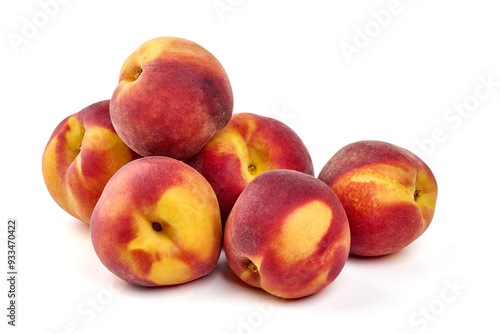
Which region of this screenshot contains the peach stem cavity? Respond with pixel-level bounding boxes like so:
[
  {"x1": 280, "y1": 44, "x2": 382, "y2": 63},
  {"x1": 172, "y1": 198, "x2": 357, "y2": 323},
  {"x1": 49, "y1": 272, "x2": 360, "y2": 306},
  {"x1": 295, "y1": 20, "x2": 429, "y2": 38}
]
[{"x1": 152, "y1": 222, "x2": 163, "y2": 232}]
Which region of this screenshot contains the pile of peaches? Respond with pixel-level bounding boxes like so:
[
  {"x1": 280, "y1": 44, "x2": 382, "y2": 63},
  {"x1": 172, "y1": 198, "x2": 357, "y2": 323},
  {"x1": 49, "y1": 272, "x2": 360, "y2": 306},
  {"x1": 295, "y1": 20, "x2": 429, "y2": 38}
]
[{"x1": 42, "y1": 37, "x2": 438, "y2": 299}]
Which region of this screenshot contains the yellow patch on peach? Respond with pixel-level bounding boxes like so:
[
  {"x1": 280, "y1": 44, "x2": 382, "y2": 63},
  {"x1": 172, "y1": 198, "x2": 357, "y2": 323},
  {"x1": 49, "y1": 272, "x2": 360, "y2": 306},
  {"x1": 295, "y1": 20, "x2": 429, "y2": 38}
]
[
  {"x1": 153, "y1": 185, "x2": 220, "y2": 261},
  {"x1": 275, "y1": 200, "x2": 332, "y2": 263},
  {"x1": 42, "y1": 115, "x2": 85, "y2": 217},
  {"x1": 84, "y1": 126, "x2": 120, "y2": 151},
  {"x1": 42, "y1": 143, "x2": 61, "y2": 179},
  {"x1": 245, "y1": 145, "x2": 268, "y2": 180},
  {"x1": 415, "y1": 171, "x2": 438, "y2": 207},
  {"x1": 209, "y1": 126, "x2": 247, "y2": 157},
  {"x1": 65, "y1": 116, "x2": 85, "y2": 152},
  {"x1": 148, "y1": 257, "x2": 193, "y2": 285},
  {"x1": 350, "y1": 172, "x2": 414, "y2": 202},
  {"x1": 125, "y1": 214, "x2": 193, "y2": 285},
  {"x1": 205, "y1": 122, "x2": 267, "y2": 182},
  {"x1": 116, "y1": 181, "x2": 220, "y2": 285},
  {"x1": 126, "y1": 216, "x2": 175, "y2": 255}
]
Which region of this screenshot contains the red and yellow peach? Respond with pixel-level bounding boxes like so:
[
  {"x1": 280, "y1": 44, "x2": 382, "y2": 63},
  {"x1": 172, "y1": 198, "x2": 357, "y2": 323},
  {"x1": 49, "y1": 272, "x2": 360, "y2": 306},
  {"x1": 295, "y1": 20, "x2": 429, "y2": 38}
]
[
  {"x1": 224, "y1": 169, "x2": 350, "y2": 299},
  {"x1": 90, "y1": 156, "x2": 222, "y2": 286},
  {"x1": 318, "y1": 140, "x2": 438, "y2": 257},
  {"x1": 110, "y1": 36, "x2": 233, "y2": 160},
  {"x1": 42, "y1": 100, "x2": 140, "y2": 223}
]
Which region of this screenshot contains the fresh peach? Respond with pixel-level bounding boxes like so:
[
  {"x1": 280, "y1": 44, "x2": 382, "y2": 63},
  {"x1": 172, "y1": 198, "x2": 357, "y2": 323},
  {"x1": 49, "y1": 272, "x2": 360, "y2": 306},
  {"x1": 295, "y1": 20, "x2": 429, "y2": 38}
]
[
  {"x1": 185, "y1": 112, "x2": 314, "y2": 226},
  {"x1": 224, "y1": 170, "x2": 350, "y2": 299},
  {"x1": 318, "y1": 140, "x2": 438, "y2": 257},
  {"x1": 90, "y1": 156, "x2": 222, "y2": 286},
  {"x1": 110, "y1": 36, "x2": 233, "y2": 160},
  {"x1": 42, "y1": 100, "x2": 140, "y2": 223}
]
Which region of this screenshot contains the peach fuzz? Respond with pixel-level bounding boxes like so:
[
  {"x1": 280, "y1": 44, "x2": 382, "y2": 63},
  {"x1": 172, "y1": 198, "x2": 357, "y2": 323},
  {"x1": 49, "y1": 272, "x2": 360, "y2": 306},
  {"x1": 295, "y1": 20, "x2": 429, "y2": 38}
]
[
  {"x1": 185, "y1": 112, "x2": 314, "y2": 226},
  {"x1": 110, "y1": 36, "x2": 233, "y2": 160},
  {"x1": 318, "y1": 140, "x2": 438, "y2": 257},
  {"x1": 224, "y1": 169, "x2": 350, "y2": 299},
  {"x1": 90, "y1": 156, "x2": 222, "y2": 287},
  {"x1": 42, "y1": 100, "x2": 140, "y2": 224}
]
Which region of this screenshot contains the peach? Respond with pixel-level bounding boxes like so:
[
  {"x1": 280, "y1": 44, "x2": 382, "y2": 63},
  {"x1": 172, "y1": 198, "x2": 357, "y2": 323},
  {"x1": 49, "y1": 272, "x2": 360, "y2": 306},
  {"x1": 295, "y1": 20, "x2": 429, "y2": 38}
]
[
  {"x1": 110, "y1": 36, "x2": 233, "y2": 160},
  {"x1": 318, "y1": 140, "x2": 438, "y2": 257},
  {"x1": 224, "y1": 170, "x2": 350, "y2": 299},
  {"x1": 42, "y1": 100, "x2": 140, "y2": 224},
  {"x1": 90, "y1": 156, "x2": 222, "y2": 286},
  {"x1": 185, "y1": 112, "x2": 314, "y2": 226}
]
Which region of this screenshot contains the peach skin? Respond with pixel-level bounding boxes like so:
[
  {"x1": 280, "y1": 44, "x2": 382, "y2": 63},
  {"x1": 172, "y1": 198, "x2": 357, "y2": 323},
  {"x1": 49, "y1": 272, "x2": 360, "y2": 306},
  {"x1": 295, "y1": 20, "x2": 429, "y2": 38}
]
[
  {"x1": 224, "y1": 169, "x2": 350, "y2": 299},
  {"x1": 318, "y1": 140, "x2": 438, "y2": 257},
  {"x1": 90, "y1": 156, "x2": 222, "y2": 286},
  {"x1": 42, "y1": 100, "x2": 140, "y2": 223},
  {"x1": 110, "y1": 36, "x2": 233, "y2": 160}
]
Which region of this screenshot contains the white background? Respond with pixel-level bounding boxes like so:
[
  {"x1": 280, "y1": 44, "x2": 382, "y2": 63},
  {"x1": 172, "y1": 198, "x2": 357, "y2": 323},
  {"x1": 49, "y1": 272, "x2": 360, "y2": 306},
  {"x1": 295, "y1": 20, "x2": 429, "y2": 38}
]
[{"x1": 1, "y1": 1, "x2": 500, "y2": 333}]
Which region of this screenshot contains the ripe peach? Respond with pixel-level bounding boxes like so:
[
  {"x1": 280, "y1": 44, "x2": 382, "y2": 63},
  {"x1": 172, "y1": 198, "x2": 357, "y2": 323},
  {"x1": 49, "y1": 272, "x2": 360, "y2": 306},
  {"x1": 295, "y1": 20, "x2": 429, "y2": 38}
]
[
  {"x1": 224, "y1": 170, "x2": 350, "y2": 299},
  {"x1": 318, "y1": 140, "x2": 438, "y2": 257},
  {"x1": 42, "y1": 100, "x2": 140, "y2": 223},
  {"x1": 185, "y1": 112, "x2": 314, "y2": 226},
  {"x1": 90, "y1": 156, "x2": 222, "y2": 286},
  {"x1": 110, "y1": 36, "x2": 233, "y2": 160}
]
